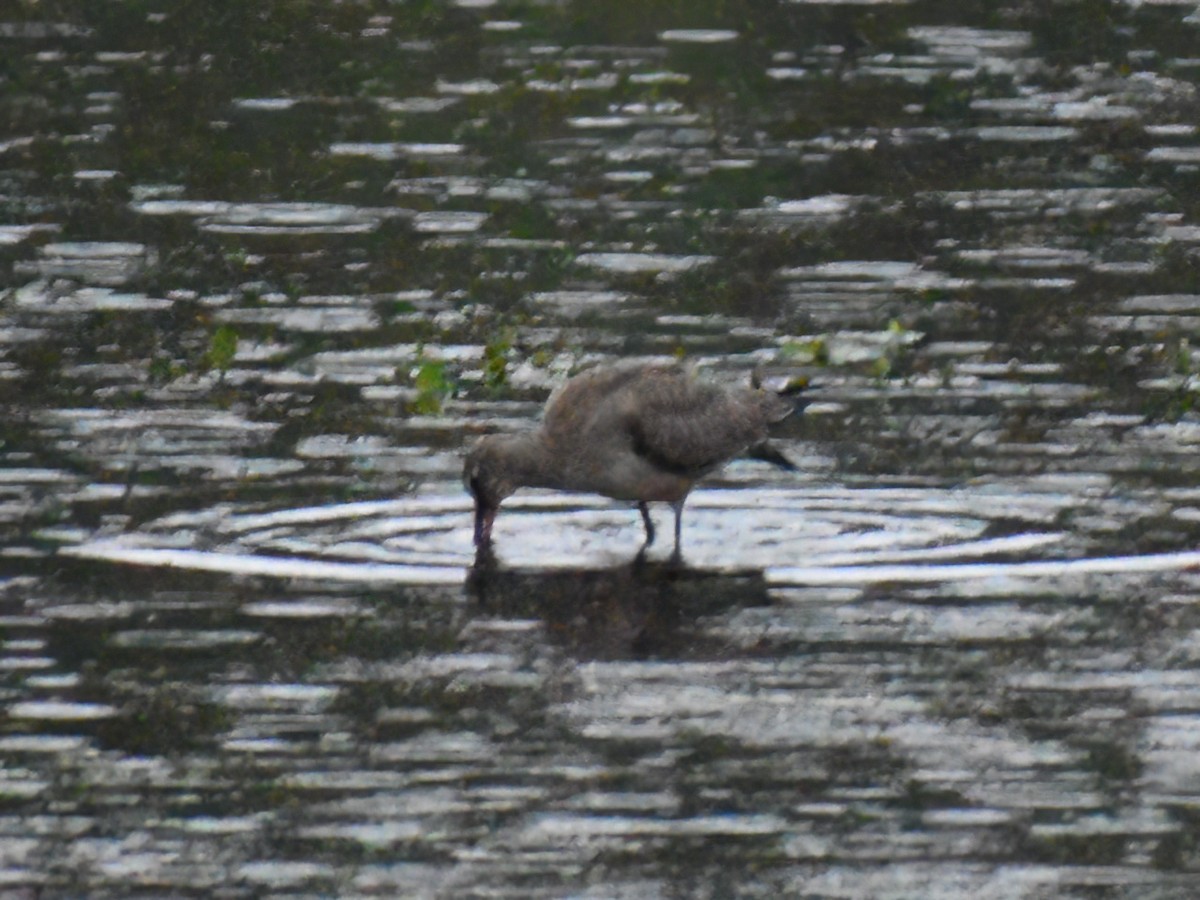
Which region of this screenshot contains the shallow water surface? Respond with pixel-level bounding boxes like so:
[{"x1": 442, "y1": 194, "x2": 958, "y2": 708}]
[{"x1": 5, "y1": 0, "x2": 1200, "y2": 896}]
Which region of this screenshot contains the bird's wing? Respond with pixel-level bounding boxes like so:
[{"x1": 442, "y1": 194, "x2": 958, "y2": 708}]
[
  {"x1": 619, "y1": 368, "x2": 774, "y2": 475},
  {"x1": 541, "y1": 361, "x2": 791, "y2": 477},
  {"x1": 543, "y1": 361, "x2": 671, "y2": 438}
]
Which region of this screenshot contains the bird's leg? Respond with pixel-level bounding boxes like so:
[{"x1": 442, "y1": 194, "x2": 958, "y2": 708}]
[
  {"x1": 670, "y1": 499, "x2": 685, "y2": 562},
  {"x1": 638, "y1": 501, "x2": 656, "y2": 546}
]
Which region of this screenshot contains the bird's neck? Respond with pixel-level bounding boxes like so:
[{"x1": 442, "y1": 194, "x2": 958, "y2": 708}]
[{"x1": 498, "y1": 432, "x2": 566, "y2": 491}]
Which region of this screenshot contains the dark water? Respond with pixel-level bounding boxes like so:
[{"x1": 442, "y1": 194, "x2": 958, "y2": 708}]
[{"x1": 5, "y1": 0, "x2": 1200, "y2": 896}]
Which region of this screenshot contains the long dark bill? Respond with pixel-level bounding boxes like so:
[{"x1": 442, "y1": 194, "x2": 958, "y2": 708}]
[{"x1": 473, "y1": 498, "x2": 497, "y2": 546}]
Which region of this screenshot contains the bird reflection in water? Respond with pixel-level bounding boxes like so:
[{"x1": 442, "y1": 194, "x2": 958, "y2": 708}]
[{"x1": 467, "y1": 543, "x2": 773, "y2": 660}]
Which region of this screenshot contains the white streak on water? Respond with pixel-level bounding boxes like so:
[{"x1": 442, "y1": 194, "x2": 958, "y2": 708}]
[
  {"x1": 217, "y1": 496, "x2": 474, "y2": 532},
  {"x1": 972, "y1": 125, "x2": 1079, "y2": 142},
  {"x1": 909, "y1": 26, "x2": 1032, "y2": 55},
  {"x1": 413, "y1": 211, "x2": 489, "y2": 233},
  {"x1": 0, "y1": 224, "x2": 59, "y2": 245},
  {"x1": 768, "y1": 550, "x2": 1200, "y2": 585},
  {"x1": 109, "y1": 629, "x2": 261, "y2": 650},
  {"x1": 60, "y1": 543, "x2": 466, "y2": 585},
  {"x1": 374, "y1": 96, "x2": 461, "y2": 114},
  {"x1": 436, "y1": 78, "x2": 501, "y2": 95},
  {"x1": 808, "y1": 532, "x2": 1064, "y2": 567},
  {"x1": 215, "y1": 306, "x2": 377, "y2": 332},
  {"x1": 329, "y1": 141, "x2": 466, "y2": 159},
  {"x1": 658, "y1": 30, "x2": 739, "y2": 43},
  {"x1": 1146, "y1": 146, "x2": 1200, "y2": 164},
  {"x1": 240, "y1": 600, "x2": 362, "y2": 619},
  {"x1": 232, "y1": 98, "x2": 297, "y2": 110},
  {"x1": 13, "y1": 283, "x2": 170, "y2": 312},
  {"x1": 235, "y1": 862, "x2": 334, "y2": 889},
  {"x1": 8, "y1": 701, "x2": 118, "y2": 721},
  {"x1": 574, "y1": 252, "x2": 715, "y2": 273}
]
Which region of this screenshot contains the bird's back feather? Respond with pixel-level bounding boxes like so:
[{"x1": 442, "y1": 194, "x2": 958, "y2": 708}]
[{"x1": 544, "y1": 361, "x2": 790, "y2": 480}]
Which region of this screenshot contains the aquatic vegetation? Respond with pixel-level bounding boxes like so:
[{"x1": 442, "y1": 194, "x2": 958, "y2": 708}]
[
  {"x1": 482, "y1": 330, "x2": 512, "y2": 389},
  {"x1": 203, "y1": 324, "x2": 239, "y2": 376},
  {"x1": 409, "y1": 358, "x2": 453, "y2": 415}
]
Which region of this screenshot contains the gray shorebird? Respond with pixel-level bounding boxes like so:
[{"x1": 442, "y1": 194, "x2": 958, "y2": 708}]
[{"x1": 463, "y1": 359, "x2": 805, "y2": 557}]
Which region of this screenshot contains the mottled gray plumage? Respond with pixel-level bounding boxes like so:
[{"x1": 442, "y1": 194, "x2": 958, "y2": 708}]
[{"x1": 464, "y1": 359, "x2": 801, "y2": 555}]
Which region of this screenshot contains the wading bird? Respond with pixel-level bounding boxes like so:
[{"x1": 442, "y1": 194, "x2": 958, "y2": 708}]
[{"x1": 464, "y1": 359, "x2": 806, "y2": 558}]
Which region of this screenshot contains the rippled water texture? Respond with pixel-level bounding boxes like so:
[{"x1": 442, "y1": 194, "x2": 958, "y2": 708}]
[{"x1": 6, "y1": 0, "x2": 1200, "y2": 896}]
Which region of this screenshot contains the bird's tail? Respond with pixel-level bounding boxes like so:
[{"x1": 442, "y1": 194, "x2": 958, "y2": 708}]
[
  {"x1": 748, "y1": 370, "x2": 810, "y2": 469},
  {"x1": 752, "y1": 369, "x2": 812, "y2": 422},
  {"x1": 777, "y1": 374, "x2": 811, "y2": 417},
  {"x1": 746, "y1": 440, "x2": 797, "y2": 471}
]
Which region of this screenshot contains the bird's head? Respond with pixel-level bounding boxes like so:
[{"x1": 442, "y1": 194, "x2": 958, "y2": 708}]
[{"x1": 463, "y1": 434, "x2": 520, "y2": 546}]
